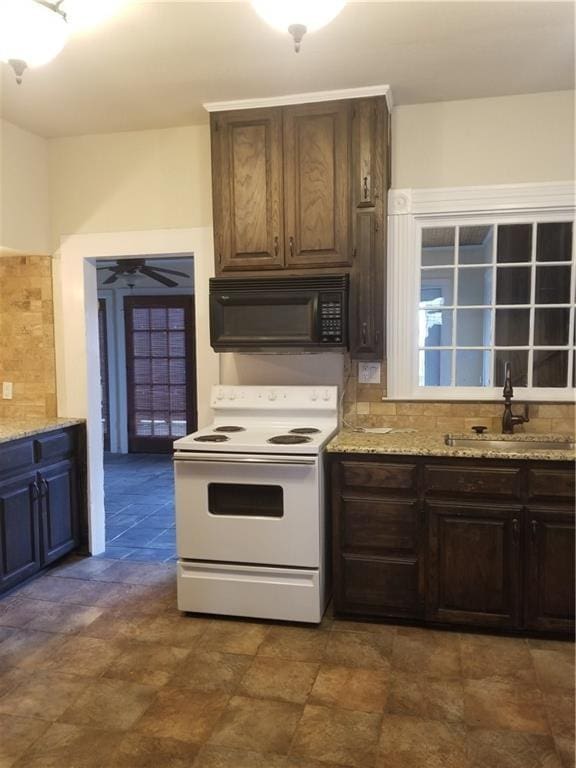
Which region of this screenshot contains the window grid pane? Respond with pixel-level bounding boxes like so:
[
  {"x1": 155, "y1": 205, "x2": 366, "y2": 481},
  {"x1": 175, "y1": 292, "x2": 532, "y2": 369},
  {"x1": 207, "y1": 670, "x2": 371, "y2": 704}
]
[{"x1": 419, "y1": 220, "x2": 574, "y2": 389}]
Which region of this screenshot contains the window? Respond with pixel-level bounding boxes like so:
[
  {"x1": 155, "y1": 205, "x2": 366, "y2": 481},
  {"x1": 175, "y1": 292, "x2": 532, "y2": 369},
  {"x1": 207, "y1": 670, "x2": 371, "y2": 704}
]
[
  {"x1": 419, "y1": 221, "x2": 574, "y2": 390},
  {"x1": 387, "y1": 184, "x2": 575, "y2": 401}
]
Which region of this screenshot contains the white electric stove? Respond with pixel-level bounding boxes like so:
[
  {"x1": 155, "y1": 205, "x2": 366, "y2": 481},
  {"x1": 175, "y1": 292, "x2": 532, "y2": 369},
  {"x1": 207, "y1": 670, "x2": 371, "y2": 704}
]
[{"x1": 173, "y1": 385, "x2": 338, "y2": 623}]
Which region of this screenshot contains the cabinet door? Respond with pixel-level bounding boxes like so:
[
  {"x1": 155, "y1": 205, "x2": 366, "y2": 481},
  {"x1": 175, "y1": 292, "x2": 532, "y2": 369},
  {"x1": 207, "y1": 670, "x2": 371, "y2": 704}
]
[
  {"x1": 40, "y1": 460, "x2": 78, "y2": 565},
  {"x1": 351, "y1": 97, "x2": 388, "y2": 210},
  {"x1": 211, "y1": 108, "x2": 284, "y2": 272},
  {"x1": 525, "y1": 507, "x2": 575, "y2": 633},
  {"x1": 283, "y1": 101, "x2": 351, "y2": 268},
  {"x1": 349, "y1": 212, "x2": 384, "y2": 358},
  {"x1": 0, "y1": 471, "x2": 40, "y2": 592},
  {"x1": 427, "y1": 502, "x2": 522, "y2": 629},
  {"x1": 349, "y1": 98, "x2": 388, "y2": 360}
]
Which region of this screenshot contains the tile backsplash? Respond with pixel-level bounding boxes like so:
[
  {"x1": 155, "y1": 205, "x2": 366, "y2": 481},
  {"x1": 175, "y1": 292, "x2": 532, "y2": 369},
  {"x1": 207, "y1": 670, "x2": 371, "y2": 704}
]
[
  {"x1": 0, "y1": 256, "x2": 57, "y2": 419},
  {"x1": 343, "y1": 361, "x2": 575, "y2": 434}
]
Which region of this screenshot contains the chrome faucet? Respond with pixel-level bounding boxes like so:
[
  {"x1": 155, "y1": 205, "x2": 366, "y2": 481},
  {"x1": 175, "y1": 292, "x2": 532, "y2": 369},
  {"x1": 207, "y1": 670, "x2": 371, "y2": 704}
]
[{"x1": 502, "y1": 362, "x2": 529, "y2": 434}]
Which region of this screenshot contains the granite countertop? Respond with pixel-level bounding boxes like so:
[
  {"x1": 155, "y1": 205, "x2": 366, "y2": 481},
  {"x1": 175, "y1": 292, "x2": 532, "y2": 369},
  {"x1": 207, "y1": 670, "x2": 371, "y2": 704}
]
[
  {"x1": 0, "y1": 417, "x2": 85, "y2": 445},
  {"x1": 326, "y1": 429, "x2": 576, "y2": 462}
]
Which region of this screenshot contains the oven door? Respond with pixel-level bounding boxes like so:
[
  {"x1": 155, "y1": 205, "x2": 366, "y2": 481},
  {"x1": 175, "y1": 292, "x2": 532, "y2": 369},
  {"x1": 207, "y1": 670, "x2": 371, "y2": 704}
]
[
  {"x1": 174, "y1": 452, "x2": 320, "y2": 568},
  {"x1": 210, "y1": 290, "x2": 319, "y2": 350}
]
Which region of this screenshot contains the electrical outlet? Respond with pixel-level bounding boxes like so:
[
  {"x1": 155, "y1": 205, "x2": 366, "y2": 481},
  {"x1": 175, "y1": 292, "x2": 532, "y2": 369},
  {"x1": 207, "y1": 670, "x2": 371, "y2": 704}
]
[
  {"x1": 358, "y1": 362, "x2": 381, "y2": 385},
  {"x1": 2, "y1": 382, "x2": 13, "y2": 400}
]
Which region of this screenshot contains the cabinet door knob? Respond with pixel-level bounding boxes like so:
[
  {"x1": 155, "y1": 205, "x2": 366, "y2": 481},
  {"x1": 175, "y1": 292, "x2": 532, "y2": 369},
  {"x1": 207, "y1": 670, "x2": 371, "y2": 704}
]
[
  {"x1": 512, "y1": 518, "x2": 520, "y2": 540},
  {"x1": 289, "y1": 236, "x2": 294, "y2": 257},
  {"x1": 363, "y1": 175, "x2": 370, "y2": 200},
  {"x1": 361, "y1": 322, "x2": 368, "y2": 345},
  {"x1": 531, "y1": 519, "x2": 538, "y2": 539},
  {"x1": 40, "y1": 478, "x2": 48, "y2": 497},
  {"x1": 273, "y1": 236, "x2": 279, "y2": 257},
  {"x1": 31, "y1": 480, "x2": 39, "y2": 501}
]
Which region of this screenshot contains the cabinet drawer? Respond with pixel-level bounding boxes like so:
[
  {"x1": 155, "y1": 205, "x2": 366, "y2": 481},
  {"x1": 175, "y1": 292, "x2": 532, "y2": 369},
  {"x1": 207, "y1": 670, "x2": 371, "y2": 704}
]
[
  {"x1": 34, "y1": 430, "x2": 74, "y2": 463},
  {"x1": 341, "y1": 461, "x2": 417, "y2": 493},
  {"x1": 529, "y1": 469, "x2": 575, "y2": 502},
  {"x1": 340, "y1": 554, "x2": 421, "y2": 615},
  {"x1": 424, "y1": 465, "x2": 521, "y2": 499},
  {"x1": 0, "y1": 440, "x2": 34, "y2": 477},
  {"x1": 341, "y1": 498, "x2": 419, "y2": 552}
]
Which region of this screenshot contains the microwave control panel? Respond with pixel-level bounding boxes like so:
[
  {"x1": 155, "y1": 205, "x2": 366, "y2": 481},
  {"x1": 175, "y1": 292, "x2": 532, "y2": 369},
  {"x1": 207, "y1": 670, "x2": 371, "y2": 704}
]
[{"x1": 319, "y1": 293, "x2": 344, "y2": 344}]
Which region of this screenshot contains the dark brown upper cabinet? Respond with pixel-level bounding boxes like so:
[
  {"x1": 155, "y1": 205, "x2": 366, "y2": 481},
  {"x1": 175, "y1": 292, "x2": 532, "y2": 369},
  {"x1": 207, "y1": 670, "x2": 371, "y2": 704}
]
[
  {"x1": 211, "y1": 108, "x2": 284, "y2": 272},
  {"x1": 211, "y1": 98, "x2": 383, "y2": 276},
  {"x1": 349, "y1": 96, "x2": 389, "y2": 360},
  {"x1": 283, "y1": 101, "x2": 352, "y2": 269}
]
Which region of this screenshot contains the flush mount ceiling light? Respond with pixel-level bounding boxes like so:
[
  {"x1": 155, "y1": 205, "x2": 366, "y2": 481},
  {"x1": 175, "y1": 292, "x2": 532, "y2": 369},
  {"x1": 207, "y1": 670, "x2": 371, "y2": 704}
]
[
  {"x1": 251, "y1": 0, "x2": 346, "y2": 52},
  {"x1": 0, "y1": 0, "x2": 127, "y2": 83}
]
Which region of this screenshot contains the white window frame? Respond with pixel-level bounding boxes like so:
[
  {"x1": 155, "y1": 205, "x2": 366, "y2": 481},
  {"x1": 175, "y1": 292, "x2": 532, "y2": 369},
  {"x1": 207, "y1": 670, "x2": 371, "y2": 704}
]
[{"x1": 387, "y1": 182, "x2": 576, "y2": 401}]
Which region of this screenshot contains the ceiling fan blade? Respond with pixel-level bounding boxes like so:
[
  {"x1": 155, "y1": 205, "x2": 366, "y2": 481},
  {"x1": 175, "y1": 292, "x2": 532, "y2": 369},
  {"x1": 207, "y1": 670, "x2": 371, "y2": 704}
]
[
  {"x1": 139, "y1": 267, "x2": 178, "y2": 287},
  {"x1": 154, "y1": 267, "x2": 191, "y2": 278},
  {"x1": 103, "y1": 273, "x2": 119, "y2": 285}
]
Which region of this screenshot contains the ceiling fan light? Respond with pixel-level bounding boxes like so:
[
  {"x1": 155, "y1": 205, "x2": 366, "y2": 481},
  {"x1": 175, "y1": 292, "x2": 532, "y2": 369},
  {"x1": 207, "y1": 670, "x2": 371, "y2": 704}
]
[
  {"x1": 0, "y1": 0, "x2": 69, "y2": 68},
  {"x1": 251, "y1": 0, "x2": 346, "y2": 35}
]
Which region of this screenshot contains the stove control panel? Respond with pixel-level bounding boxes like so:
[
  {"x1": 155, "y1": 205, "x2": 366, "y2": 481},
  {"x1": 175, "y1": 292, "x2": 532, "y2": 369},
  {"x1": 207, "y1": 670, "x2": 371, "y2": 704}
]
[
  {"x1": 319, "y1": 293, "x2": 344, "y2": 344},
  {"x1": 211, "y1": 386, "x2": 338, "y2": 410}
]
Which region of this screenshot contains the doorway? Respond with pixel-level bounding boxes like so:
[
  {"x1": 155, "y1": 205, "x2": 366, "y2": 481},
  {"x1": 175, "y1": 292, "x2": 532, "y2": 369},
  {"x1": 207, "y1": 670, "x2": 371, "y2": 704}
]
[
  {"x1": 55, "y1": 227, "x2": 219, "y2": 555},
  {"x1": 95, "y1": 255, "x2": 196, "y2": 560}
]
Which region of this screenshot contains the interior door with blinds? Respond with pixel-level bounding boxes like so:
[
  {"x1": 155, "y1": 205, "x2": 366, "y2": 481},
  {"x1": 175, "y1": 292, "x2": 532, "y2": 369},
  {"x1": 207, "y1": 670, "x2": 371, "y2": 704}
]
[{"x1": 124, "y1": 295, "x2": 197, "y2": 453}]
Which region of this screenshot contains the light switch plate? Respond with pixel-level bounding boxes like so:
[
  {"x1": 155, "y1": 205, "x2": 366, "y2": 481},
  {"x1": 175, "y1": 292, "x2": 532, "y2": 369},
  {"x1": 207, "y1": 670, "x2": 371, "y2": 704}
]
[
  {"x1": 358, "y1": 362, "x2": 381, "y2": 385},
  {"x1": 2, "y1": 382, "x2": 13, "y2": 400}
]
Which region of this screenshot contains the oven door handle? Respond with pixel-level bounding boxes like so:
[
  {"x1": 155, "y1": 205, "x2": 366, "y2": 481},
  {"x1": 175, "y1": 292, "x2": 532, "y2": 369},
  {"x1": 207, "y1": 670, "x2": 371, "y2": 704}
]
[{"x1": 173, "y1": 453, "x2": 317, "y2": 466}]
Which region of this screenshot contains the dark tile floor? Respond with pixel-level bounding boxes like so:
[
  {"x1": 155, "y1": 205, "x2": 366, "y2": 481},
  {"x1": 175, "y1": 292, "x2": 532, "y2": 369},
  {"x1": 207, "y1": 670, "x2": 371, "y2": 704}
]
[
  {"x1": 0, "y1": 557, "x2": 573, "y2": 768},
  {"x1": 103, "y1": 453, "x2": 176, "y2": 562}
]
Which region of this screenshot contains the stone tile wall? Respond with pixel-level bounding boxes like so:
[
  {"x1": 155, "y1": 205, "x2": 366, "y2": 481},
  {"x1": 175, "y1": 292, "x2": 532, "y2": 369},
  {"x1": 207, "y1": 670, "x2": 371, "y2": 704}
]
[
  {"x1": 0, "y1": 255, "x2": 57, "y2": 419},
  {"x1": 343, "y1": 360, "x2": 575, "y2": 434}
]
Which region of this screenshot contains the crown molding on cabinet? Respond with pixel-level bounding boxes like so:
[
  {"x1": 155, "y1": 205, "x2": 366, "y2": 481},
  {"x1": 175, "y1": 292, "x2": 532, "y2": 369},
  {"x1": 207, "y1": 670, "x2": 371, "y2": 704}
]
[{"x1": 204, "y1": 85, "x2": 393, "y2": 114}]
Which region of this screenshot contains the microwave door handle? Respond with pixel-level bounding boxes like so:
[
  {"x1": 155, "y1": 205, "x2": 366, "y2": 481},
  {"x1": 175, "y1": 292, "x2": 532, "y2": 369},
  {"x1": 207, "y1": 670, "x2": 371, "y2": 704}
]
[{"x1": 311, "y1": 293, "x2": 320, "y2": 342}]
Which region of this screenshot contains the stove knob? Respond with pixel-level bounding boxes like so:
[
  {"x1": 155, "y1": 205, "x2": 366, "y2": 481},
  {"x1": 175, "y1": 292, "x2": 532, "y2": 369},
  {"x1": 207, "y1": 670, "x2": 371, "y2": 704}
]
[
  {"x1": 228, "y1": 392, "x2": 236, "y2": 400},
  {"x1": 216, "y1": 389, "x2": 224, "y2": 400},
  {"x1": 322, "y1": 390, "x2": 331, "y2": 401},
  {"x1": 311, "y1": 390, "x2": 319, "y2": 401},
  {"x1": 268, "y1": 391, "x2": 277, "y2": 401}
]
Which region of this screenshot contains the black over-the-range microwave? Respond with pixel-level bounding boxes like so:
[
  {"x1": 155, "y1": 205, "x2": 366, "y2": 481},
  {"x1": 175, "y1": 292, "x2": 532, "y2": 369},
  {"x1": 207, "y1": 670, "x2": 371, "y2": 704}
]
[{"x1": 209, "y1": 274, "x2": 349, "y2": 352}]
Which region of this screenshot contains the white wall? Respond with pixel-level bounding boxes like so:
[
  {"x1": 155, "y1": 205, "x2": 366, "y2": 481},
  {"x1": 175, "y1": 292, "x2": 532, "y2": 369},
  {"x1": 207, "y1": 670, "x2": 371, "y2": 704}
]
[
  {"x1": 0, "y1": 119, "x2": 50, "y2": 254},
  {"x1": 48, "y1": 124, "x2": 213, "y2": 248},
  {"x1": 393, "y1": 90, "x2": 574, "y2": 188}
]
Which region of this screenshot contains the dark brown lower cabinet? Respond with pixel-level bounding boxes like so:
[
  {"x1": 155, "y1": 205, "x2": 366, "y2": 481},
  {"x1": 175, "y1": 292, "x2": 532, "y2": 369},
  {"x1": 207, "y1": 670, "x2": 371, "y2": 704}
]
[
  {"x1": 0, "y1": 471, "x2": 41, "y2": 592},
  {"x1": 40, "y1": 459, "x2": 78, "y2": 566},
  {"x1": 0, "y1": 426, "x2": 85, "y2": 596},
  {"x1": 525, "y1": 507, "x2": 575, "y2": 633},
  {"x1": 331, "y1": 453, "x2": 574, "y2": 637},
  {"x1": 427, "y1": 502, "x2": 521, "y2": 629}
]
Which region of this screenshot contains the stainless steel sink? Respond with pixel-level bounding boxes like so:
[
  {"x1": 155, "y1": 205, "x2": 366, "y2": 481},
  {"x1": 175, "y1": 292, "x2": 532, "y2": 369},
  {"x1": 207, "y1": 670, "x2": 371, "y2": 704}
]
[{"x1": 445, "y1": 436, "x2": 575, "y2": 451}]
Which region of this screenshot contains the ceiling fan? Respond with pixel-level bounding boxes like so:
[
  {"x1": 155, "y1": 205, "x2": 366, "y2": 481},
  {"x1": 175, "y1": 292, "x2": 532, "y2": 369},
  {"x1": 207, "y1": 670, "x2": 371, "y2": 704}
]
[{"x1": 97, "y1": 259, "x2": 190, "y2": 288}]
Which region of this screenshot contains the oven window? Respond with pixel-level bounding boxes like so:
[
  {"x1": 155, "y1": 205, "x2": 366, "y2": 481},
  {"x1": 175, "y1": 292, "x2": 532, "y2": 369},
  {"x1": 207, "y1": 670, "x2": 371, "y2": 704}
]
[
  {"x1": 208, "y1": 483, "x2": 284, "y2": 518},
  {"x1": 222, "y1": 303, "x2": 312, "y2": 339}
]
